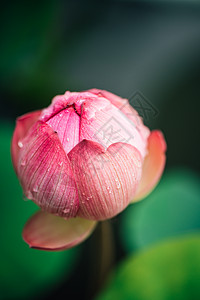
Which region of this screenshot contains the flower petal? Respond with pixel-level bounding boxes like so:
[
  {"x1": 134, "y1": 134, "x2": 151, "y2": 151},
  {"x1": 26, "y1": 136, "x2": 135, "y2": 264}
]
[
  {"x1": 46, "y1": 106, "x2": 80, "y2": 155},
  {"x1": 18, "y1": 121, "x2": 79, "y2": 218},
  {"x1": 133, "y1": 130, "x2": 167, "y2": 202},
  {"x1": 80, "y1": 97, "x2": 148, "y2": 158},
  {"x1": 68, "y1": 140, "x2": 142, "y2": 220},
  {"x1": 23, "y1": 211, "x2": 97, "y2": 251},
  {"x1": 11, "y1": 110, "x2": 42, "y2": 174},
  {"x1": 87, "y1": 89, "x2": 150, "y2": 147}
]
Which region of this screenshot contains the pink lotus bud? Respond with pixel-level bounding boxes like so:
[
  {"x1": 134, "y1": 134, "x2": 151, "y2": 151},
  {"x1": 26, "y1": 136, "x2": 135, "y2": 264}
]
[{"x1": 11, "y1": 89, "x2": 166, "y2": 250}]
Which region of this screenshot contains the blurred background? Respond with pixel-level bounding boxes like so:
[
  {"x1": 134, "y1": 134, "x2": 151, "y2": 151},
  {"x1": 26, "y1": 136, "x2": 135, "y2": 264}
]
[{"x1": 0, "y1": 0, "x2": 200, "y2": 299}]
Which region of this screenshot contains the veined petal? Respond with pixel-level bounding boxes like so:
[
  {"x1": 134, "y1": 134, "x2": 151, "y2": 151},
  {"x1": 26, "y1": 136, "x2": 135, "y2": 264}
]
[
  {"x1": 11, "y1": 110, "x2": 42, "y2": 174},
  {"x1": 23, "y1": 211, "x2": 97, "y2": 251},
  {"x1": 46, "y1": 106, "x2": 80, "y2": 154},
  {"x1": 18, "y1": 121, "x2": 79, "y2": 218},
  {"x1": 87, "y1": 89, "x2": 150, "y2": 148},
  {"x1": 133, "y1": 130, "x2": 167, "y2": 202},
  {"x1": 80, "y1": 97, "x2": 148, "y2": 158},
  {"x1": 68, "y1": 140, "x2": 142, "y2": 220}
]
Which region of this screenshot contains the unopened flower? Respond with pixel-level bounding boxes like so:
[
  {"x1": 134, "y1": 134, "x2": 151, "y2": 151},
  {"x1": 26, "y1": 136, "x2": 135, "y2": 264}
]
[{"x1": 11, "y1": 89, "x2": 166, "y2": 251}]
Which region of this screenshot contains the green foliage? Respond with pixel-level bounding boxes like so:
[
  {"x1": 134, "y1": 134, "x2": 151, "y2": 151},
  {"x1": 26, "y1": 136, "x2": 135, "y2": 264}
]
[
  {"x1": 120, "y1": 169, "x2": 200, "y2": 252},
  {"x1": 0, "y1": 121, "x2": 79, "y2": 299},
  {"x1": 96, "y1": 234, "x2": 200, "y2": 300}
]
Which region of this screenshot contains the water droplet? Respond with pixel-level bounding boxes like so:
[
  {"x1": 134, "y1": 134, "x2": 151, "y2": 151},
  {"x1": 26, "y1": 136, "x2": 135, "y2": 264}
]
[
  {"x1": 63, "y1": 208, "x2": 70, "y2": 214},
  {"x1": 18, "y1": 141, "x2": 23, "y2": 148},
  {"x1": 21, "y1": 160, "x2": 26, "y2": 166},
  {"x1": 58, "y1": 161, "x2": 63, "y2": 166},
  {"x1": 107, "y1": 186, "x2": 110, "y2": 190},
  {"x1": 82, "y1": 201, "x2": 85, "y2": 204},
  {"x1": 59, "y1": 113, "x2": 63, "y2": 117},
  {"x1": 33, "y1": 186, "x2": 38, "y2": 192},
  {"x1": 116, "y1": 185, "x2": 120, "y2": 189},
  {"x1": 67, "y1": 137, "x2": 69, "y2": 142},
  {"x1": 108, "y1": 191, "x2": 112, "y2": 194}
]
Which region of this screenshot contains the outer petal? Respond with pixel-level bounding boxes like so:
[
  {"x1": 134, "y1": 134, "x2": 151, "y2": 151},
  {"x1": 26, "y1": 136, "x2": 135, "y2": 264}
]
[
  {"x1": 80, "y1": 97, "x2": 148, "y2": 159},
  {"x1": 133, "y1": 130, "x2": 167, "y2": 202},
  {"x1": 23, "y1": 211, "x2": 97, "y2": 251},
  {"x1": 11, "y1": 110, "x2": 42, "y2": 174},
  {"x1": 68, "y1": 140, "x2": 142, "y2": 220},
  {"x1": 87, "y1": 88, "x2": 150, "y2": 144},
  {"x1": 18, "y1": 121, "x2": 79, "y2": 218}
]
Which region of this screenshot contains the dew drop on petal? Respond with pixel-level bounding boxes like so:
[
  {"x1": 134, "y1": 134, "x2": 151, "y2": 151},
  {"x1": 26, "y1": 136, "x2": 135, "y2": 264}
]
[
  {"x1": 18, "y1": 141, "x2": 23, "y2": 148},
  {"x1": 33, "y1": 186, "x2": 38, "y2": 193},
  {"x1": 63, "y1": 208, "x2": 70, "y2": 214},
  {"x1": 21, "y1": 160, "x2": 26, "y2": 167}
]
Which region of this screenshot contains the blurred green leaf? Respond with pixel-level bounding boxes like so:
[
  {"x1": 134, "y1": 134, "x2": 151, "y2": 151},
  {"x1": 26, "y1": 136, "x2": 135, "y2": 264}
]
[
  {"x1": 0, "y1": 121, "x2": 79, "y2": 299},
  {"x1": 120, "y1": 168, "x2": 200, "y2": 252},
  {"x1": 96, "y1": 234, "x2": 200, "y2": 300}
]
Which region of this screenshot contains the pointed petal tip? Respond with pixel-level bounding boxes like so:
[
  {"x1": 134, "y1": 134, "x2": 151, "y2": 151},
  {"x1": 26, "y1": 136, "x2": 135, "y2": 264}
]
[
  {"x1": 23, "y1": 211, "x2": 97, "y2": 251},
  {"x1": 11, "y1": 110, "x2": 42, "y2": 174}
]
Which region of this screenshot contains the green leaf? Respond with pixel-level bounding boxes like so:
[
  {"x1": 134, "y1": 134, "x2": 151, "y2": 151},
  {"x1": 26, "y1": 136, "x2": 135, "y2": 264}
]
[
  {"x1": 96, "y1": 234, "x2": 200, "y2": 300},
  {"x1": 120, "y1": 168, "x2": 200, "y2": 252},
  {"x1": 0, "y1": 121, "x2": 79, "y2": 299}
]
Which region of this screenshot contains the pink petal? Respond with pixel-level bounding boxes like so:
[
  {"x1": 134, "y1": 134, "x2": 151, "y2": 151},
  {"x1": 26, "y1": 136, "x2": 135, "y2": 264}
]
[
  {"x1": 11, "y1": 110, "x2": 42, "y2": 174},
  {"x1": 46, "y1": 106, "x2": 80, "y2": 154},
  {"x1": 23, "y1": 211, "x2": 97, "y2": 251},
  {"x1": 68, "y1": 140, "x2": 142, "y2": 220},
  {"x1": 133, "y1": 130, "x2": 167, "y2": 202},
  {"x1": 87, "y1": 88, "x2": 150, "y2": 146},
  {"x1": 18, "y1": 121, "x2": 79, "y2": 218},
  {"x1": 79, "y1": 97, "x2": 148, "y2": 159}
]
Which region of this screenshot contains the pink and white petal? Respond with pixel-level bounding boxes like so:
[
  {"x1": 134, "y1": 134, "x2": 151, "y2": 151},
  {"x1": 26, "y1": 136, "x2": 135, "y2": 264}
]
[
  {"x1": 23, "y1": 211, "x2": 97, "y2": 251},
  {"x1": 18, "y1": 121, "x2": 79, "y2": 218},
  {"x1": 133, "y1": 130, "x2": 167, "y2": 202},
  {"x1": 68, "y1": 140, "x2": 142, "y2": 220},
  {"x1": 86, "y1": 89, "x2": 150, "y2": 149},
  {"x1": 80, "y1": 98, "x2": 148, "y2": 159},
  {"x1": 11, "y1": 110, "x2": 42, "y2": 174}
]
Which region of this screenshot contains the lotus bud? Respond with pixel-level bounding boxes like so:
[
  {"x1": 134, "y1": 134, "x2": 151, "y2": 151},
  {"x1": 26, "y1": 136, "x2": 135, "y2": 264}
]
[{"x1": 11, "y1": 89, "x2": 166, "y2": 250}]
